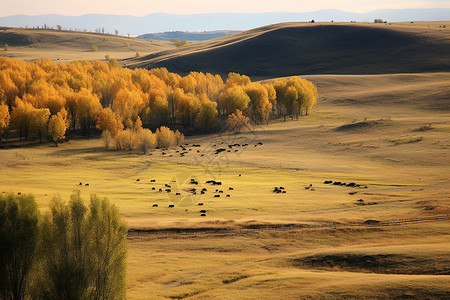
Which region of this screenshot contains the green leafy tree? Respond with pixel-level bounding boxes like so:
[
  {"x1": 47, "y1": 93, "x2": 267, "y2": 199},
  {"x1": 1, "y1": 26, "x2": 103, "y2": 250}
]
[
  {"x1": 0, "y1": 193, "x2": 39, "y2": 300},
  {"x1": 38, "y1": 191, "x2": 127, "y2": 300}
]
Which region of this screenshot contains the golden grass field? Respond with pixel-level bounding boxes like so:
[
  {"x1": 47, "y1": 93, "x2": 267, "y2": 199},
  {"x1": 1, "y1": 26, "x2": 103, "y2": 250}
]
[
  {"x1": 1, "y1": 71, "x2": 449, "y2": 298},
  {"x1": 1, "y1": 22, "x2": 450, "y2": 299}
]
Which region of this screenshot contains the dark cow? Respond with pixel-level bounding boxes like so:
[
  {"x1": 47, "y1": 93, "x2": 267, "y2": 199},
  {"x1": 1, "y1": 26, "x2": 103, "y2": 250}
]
[
  {"x1": 198, "y1": 203, "x2": 204, "y2": 206},
  {"x1": 200, "y1": 213, "x2": 206, "y2": 217},
  {"x1": 152, "y1": 187, "x2": 156, "y2": 190},
  {"x1": 229, "y1": 187, "x2": 234, "y2": 190},
  {"x1": 150, "y1": 179, "x2": 156, "y2": 182},
  {"x1": 168, "y1": 204, "x2": 175, "y2": 208},
  {"x1": 165, "y1": 184, "x2": 171, "y2": 188},
  {"x1": 226, "y1": 194, "x2": 230, "y2": 197},
  {"x1": 159, "y1": 188, "x2": 163, "y2": 192},
  {"x1": 324, "y1": 180, "x2": 332, "y2": 184},
  {"x1": 136, "y1": 179, "x2": 140, "y2": 181},
  {"x1": 176, "y1": 192, "x2": 181, "y2": 196},
  {"x1": 165, "y1": 189, "x2": 171, "y2": 193},
  {"x1": 85, "y1": 184, "x2": 89, "y2": 186},
  {"x1": 79, "y1": 182, "x2": 83, "y2": 185},
  {"x1": 214, "y1": 195, "x2": 220, "y2": 198},
  {"x1": 200, "y1": 210, "x2": 206, "y2": 213},
  {"x1": 152, "y1": 204, "x2": 158, "y2": 207}
]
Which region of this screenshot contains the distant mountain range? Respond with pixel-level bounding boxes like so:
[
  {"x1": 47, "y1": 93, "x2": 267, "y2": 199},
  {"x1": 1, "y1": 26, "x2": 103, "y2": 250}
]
[
  {"x1": 0, "y1": 9, "x2": 449, "y2": 36},
  {"x1": 137, "y1": 30, "x2": 241, "y2": 41}
]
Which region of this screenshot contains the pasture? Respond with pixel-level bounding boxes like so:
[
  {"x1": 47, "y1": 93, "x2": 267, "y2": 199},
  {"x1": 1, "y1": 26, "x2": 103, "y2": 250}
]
[{"x1": 1, "y1": 72, "x2": 449, "y2": 298}]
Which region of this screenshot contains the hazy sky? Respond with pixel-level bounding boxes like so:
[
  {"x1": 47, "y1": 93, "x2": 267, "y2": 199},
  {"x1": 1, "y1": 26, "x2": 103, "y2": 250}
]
[{"x1": 1, "y1": 0, "x2": 450, "y2": 17}]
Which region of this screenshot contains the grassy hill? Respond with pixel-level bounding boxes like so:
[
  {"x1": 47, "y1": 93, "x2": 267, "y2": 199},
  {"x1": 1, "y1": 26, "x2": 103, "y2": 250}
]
[
  {"x1": 126, "y1": 22, "x2": 450, "y2": 79},
  {"x1": 137, "y1": 30, "x2": 241, "y2": 41},
  {"x1": 0, "y1": 27, "x2": 174, "y2": 63}
]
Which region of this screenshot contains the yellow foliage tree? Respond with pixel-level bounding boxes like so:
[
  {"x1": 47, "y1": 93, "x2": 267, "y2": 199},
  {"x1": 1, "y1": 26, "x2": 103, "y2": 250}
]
[
  {"x1": 48, "y1": 112, "x2": 67, "y2": 145},
  {"x1": 0, "y1": 104, "x2": 10, "y2": 140},
  {"x1": 226, "y1": 109, "x2": 252, "y2": 134}
]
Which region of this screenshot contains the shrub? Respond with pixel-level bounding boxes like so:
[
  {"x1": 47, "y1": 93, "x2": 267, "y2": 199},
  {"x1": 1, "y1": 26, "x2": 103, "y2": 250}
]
[
  {"x1": 91, "y1": 45, "x2": 98, "y2": 51},
  {"x1": 226, "y1": 109, "x2": 253, "y2": 133},
  {"x1": 155, "y1": 126, "x2": 175, "y2": 148},
  {"x1": 136, "y1": 128, "x2": 156, "y2": 154}
]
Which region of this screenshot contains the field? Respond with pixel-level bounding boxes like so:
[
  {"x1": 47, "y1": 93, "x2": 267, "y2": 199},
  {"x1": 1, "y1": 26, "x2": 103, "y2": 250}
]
[{"x1": 1, "y1": 68, "x2": 449, "y2": 298}]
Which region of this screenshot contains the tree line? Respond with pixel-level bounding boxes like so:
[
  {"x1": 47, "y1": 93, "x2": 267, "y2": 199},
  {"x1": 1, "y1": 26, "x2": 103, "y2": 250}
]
[
  {"x1": 0, "y1": 57, "x2": 317, "y2": 149},
  {"x1": 0, "y1": 192, "x2": 127, "y2": 300}
]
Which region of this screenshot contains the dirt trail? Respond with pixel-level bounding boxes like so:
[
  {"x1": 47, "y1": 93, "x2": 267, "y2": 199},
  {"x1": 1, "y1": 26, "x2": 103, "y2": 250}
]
[{"x1": 127, "y1": 215, "x2": 450, "y2": 237}]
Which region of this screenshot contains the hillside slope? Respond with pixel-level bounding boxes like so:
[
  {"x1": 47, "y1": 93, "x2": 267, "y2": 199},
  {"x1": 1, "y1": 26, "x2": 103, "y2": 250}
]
[
  {"x1": 0, "y1": 27, "x2": 174, "y2": 63},
  {"x1": 126, "y1": 22, "x2": 450, "y2": 78}
]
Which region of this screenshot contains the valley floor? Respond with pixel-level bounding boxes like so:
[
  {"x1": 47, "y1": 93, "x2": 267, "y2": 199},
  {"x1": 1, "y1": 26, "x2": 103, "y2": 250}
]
[{"x1": 1, "y1": 72, "x2": 449, "y2": 299}]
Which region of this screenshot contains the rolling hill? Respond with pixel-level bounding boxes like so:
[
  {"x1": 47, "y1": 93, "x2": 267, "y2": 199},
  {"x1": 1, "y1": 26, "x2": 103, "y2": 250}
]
[
  {"x1": 137, "y1": 30, "x2": 241, "y2": 41},
  {"x1": 0, "y1": 27, "x2": 174, "y2": 63},
  {"x1": 125, "y1": 22, "x2": 450, "y2": 79}
]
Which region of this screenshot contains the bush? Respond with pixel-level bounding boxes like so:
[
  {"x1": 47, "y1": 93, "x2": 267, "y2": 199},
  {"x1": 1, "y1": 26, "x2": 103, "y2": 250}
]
[
  {"x1": 136, "y1": 128, "x2": 156, "y2": 154},
  {"x1": 115, "y1": 129, "x2": 136, "y2": 151},
  {"x1": 374, "y1": 18, "x2": 384, "y2": 23},
  {"x1": 91, "y1": 45, "x2": 98, "y2": 51},
  {"x1": 226, "y1": 109, "x2": 253, "y2": 133},
  {"x1": 156, "y1": 126, "x2": 175, "y2": 148}
]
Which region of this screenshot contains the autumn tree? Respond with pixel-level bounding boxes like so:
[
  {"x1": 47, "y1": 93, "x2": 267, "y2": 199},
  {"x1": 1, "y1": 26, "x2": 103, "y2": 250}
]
[
  {"x1": 195, "y1": 94, "x2": 218, "y2": 131},
  {"x1": 48, "y1": 110, "x2": 67, "y2": 145},
  {"x1": 113, "y1": 88, "x2": 145, "y2": 128},
  {"x1": 96, "y1": 107, "x2": 123, "y2": 137},
  {"x1": 245, "y1": 83, "x2": 272, "y2": 124},
  {"x1": 75, "y1": 88, "x2": 102, "y2": 135},
  {"x1": 0, "y1": 104, "x2": 10, "y2": 140},
  {"x1": 226, "y1": 109, "x2": 252, "y2": 133},
  {"x1": 221, "y1": 86, "x2": 251, "y2": 116}
]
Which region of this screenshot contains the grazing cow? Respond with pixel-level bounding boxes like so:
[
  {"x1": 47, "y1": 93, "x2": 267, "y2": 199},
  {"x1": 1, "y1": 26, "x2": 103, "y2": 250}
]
[
  {"x1": 168, "y1": 204, "x2": 174, "y2": 208},
  {"x1": 347, "y1": 182, "x2": 356, "y2": 187},
  {"x1": 152, "y1": 204, "x2": 158, "y2": 207},
  {"x1": 305, "y1": 186, "x2": 310, "y2": 190},
  {"x1": 201, "y1": 191, "x2": 205, "y2": 194},
  {"x1": 136, "y1": 179, "x2": 140, "y2": 181},
  {"x1": 219, "y1": 190, "x2": 223, "y2": 193},
  {"x1": 214, "y1": 195, "x2": 220, "y2": 198},
  {"x1": 190, "y1": 188, "x2": 197, "y2": 193},
  {"x1": 152, "y1": 187, "x2": 156, "y2": 190},
  {"x1": 311, "y1": 188, "x2": 315, "y2": 191},
  {"x1": 17, "y1": 192, "x2": 21, "y2": 195},
  {"x1": 282, "y1": 191, "x2": 286, "y2": 194},
  {"x1": 226, "y1": 194, "x2": 230, "y2": 197},
  {"x1": 165, "y1": 189, "x2": 171, "y2": 193},
  {"x1": 197, "y1": 150, "x2": 200, "y2": 153},
  {"x1": 279, "y1": 187, "x2": 285, "y2": 190},
  {"x1": 150, "y1": 179, "x2": 156, "y2": 182},
  {"x1": 79, "y1": 182, "x2": 82, "y2": 185},
  {"x1": 176, "y1": 150, "x2": 179, "y2": 153},
  {"x1": 202, "y1": 188, "x2": 207, "y2": 191},
  {"x1": 229, "y1": 187, "x2": 234, "y2": 190},
  {"x1": 257, "y1": 142, "x2": 262, "y2": 145},
  {"x1": 349, "y1": 192, "x2": 357, "y2": 195},
  {"x1": 239, "y1": 174, "x2": 241, "y2": 177},
  {"x1": 198, "y1": 203, "x2": 204, "y2": 206},
  {"x1": 85, "y1": 184, "x2": 89, "y2": 186},
  {"x1": 165, "y1": 184, "x2": 171, "y2": 188},
  {"x1": 200, "y1": 210, "x2": 206, "y2": 213},
  {"x1": 201, "y1": 154, "x2": 204, "y2": 157},
  {"x1": 200, "y1": 213, "x2": 206, "y2": 217},
  {"x1": 242, "y1": 144, "x2": 248, "y2": 146},
  {"x1": 176, "y1": 192, "x2": 181, "y2": 195},
  {"x1": 333, "y1": 182, "x2": 341, "y2": 185},
  {"x1": 162, "y1": 152, "x2": 166, "y2": 155},
  {"x1": 159, "y1": 188, "x2": 163, "y2": 192},
  {"x1": 357, "y1": 199, "x2": 364, "y2": 202},
  {"x1": 324, "y1": 180, "x2": 332, "y2": 184}
]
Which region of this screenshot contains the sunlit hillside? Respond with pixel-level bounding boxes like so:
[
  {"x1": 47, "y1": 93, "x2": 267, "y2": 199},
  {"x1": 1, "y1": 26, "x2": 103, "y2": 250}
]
[{"x1": 126, "y1": 21, "x2": 450, "y2": 78}]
